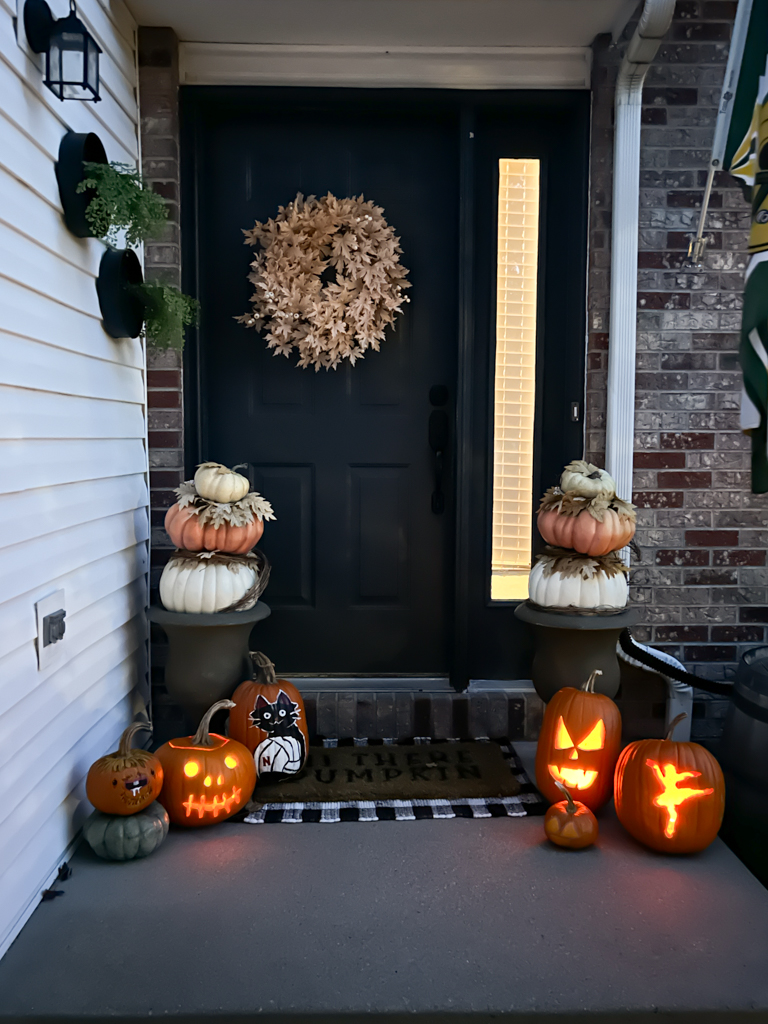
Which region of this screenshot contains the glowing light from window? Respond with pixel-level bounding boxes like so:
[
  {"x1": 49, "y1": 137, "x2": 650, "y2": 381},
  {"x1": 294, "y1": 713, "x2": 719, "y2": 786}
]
[{"x1": 490, "y1": 158, "x2": 540, "y2": 601}]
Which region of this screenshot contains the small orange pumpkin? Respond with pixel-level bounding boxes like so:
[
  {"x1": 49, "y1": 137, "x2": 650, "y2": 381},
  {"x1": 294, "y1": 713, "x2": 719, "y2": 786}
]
[
  {"x1": 614, "y1": 712, "x2": 725, "y2": 854},
  {"x1": 155, "y1": 700, "x2": 256, "y2": 827},
  {"x1": 229, "y1": 652, "x2": 308, "y2": 777},
  {"x1": 544, "y1": 780, "x2": 599, "y2": 849},
  {"x1": 535, "y1": 670, "x2": 622, "y2": 812},
  {"x1": 537, "y1": 507, "x2": 635, "y2": 556},
  {"x1": 165, "y1": 502, "x2": 264, "y2": 554},
  {"x1": 86, "y1": 722, "x2": 163, "y2": 815}
]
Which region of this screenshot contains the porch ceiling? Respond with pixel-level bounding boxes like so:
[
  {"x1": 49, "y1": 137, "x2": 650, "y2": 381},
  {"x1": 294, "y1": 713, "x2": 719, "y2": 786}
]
[{"x1": 124, "y1": 0, "x2": 636, "y2": 48}]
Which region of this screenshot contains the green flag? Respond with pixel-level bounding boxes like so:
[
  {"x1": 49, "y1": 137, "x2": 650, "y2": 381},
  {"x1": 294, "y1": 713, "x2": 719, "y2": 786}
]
[{"x1": 722, "y1": 0, "x2": 768, "y2": 492}]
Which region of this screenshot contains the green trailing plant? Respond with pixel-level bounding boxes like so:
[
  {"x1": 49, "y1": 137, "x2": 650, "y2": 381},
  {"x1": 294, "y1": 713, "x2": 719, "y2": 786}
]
[
  {"x1": 77, "y1": 162, "x2": 168, "y2": 246},
  {"x1": 134, "y1": 282, "x2": 200, "y2": 351}
]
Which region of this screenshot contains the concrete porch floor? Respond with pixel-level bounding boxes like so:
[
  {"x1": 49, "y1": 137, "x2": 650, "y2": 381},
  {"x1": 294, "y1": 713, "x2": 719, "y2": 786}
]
[{"x1": 1, "y1": 745, "x2": 768, "y2": 1023}]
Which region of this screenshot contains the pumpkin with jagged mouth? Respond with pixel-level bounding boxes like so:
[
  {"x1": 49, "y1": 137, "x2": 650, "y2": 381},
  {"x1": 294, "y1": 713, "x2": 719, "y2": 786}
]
[
  {"x1": 535, "y1": 670, "x2": 622, "y2": 812},
  {"x1": 86, "y1": 723, "x2": 164, "y2": 815}
]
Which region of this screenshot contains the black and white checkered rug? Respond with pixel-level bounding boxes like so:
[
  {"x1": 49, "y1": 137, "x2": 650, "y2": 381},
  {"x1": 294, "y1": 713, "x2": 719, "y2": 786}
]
[{"x1": 243, "y1": 738, "x2": 546, "y2": 824}]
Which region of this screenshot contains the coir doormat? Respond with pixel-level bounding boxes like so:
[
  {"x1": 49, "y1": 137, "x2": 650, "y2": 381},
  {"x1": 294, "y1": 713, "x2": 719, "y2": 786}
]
[{"x1": 243, "y1": 739, "x2": 546, "y2": 824}]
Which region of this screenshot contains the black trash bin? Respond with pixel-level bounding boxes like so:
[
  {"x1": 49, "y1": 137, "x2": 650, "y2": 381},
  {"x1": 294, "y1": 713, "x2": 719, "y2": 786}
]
[{"x1": 720, "y1": 647, "x2": 768, "y2": 885}]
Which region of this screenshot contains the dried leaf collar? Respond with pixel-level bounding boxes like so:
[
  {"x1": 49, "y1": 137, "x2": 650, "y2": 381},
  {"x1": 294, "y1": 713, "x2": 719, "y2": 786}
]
[
  {"x1": 175, "y1": 480, "x2": 276, "y2": 527},
  {"x1": 535, "y1": 547, "x2": 630, "y2": 580},
  {"x1": 538, "y1": 487, "x2": 637, "y2": 524},
  {"x1": 236, "y1": 192, "x2": 411, "y2": 371}
]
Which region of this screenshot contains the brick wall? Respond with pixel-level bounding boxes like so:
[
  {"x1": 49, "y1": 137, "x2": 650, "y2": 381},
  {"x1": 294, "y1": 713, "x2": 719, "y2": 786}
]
[
  {"x1": 138, "y1": 27, "x2": 184, "y2": 593},
  {"x1": 586, "y1": 1, "x2": 767, "y2": 734}
]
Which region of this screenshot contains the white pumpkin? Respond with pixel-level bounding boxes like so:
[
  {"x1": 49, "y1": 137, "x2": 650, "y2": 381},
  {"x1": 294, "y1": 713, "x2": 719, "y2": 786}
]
[
  {"x1": 559, "y1": 460, "x2": 616, "y2": 500},
  {"x1": 159, "y1": 554, "x2": 259, "y2": 613},
  {"x1": 528, "y1": 559, "x2": 628, "y2": 611},
  {"x1": 194, "y1": 462, "x2": 250, "y2": 504}
]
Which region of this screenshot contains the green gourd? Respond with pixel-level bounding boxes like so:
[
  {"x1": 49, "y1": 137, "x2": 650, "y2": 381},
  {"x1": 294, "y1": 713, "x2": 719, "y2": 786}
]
[{"x1": 83, "y1": 801, "x2": 169, "y2": 861}]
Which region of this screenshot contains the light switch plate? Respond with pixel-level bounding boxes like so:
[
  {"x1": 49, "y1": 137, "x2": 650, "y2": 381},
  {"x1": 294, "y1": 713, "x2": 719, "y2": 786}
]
[{"x1": 35, "y1": 589, "x2": 66, "y2": 671}]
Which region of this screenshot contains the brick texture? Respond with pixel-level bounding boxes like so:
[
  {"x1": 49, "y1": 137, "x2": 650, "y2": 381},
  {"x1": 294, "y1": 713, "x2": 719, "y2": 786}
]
[
  {"x1": 138, "y1": 27, "x2": 183, "y2": 592},
  {"x1": 586, "y1": 2, "x2": 768, "y2": 699}
]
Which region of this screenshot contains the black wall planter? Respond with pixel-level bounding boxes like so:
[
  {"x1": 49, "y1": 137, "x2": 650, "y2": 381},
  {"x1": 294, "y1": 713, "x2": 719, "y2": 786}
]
[
  {"x1": 55, "y1": 131, "x2": 107, "y2": 238},
  {"x1": 97, "y1": 248, "x2": 145, "y2": 339}
]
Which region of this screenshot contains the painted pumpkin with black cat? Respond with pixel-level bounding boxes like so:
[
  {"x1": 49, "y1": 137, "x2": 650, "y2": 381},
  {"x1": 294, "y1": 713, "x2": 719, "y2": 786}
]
[{"x1": 229, "y1": 652, "x2": 309, "y2": 779}]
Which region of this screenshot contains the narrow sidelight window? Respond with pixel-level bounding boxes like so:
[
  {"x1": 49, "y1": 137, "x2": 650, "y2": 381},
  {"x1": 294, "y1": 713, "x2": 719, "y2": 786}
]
[{"x1": 490, "y1": 159, "x2": 540, "y2": 601}]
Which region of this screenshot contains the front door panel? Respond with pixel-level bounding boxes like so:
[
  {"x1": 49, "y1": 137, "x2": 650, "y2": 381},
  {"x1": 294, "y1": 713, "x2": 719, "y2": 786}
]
[{"x1": 184, "y1": 93, "x2": 459, "y2": 673}]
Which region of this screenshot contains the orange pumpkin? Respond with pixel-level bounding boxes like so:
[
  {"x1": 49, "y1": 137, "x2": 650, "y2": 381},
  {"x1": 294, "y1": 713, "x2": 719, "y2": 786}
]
[
  {"x1": 86, "y1": 722, "x2": 163, "y2": 815},
  {"x1": 155, "y1": 700, "x2": 256, "y2": 826},
  {"x1": 537, "y1": 507, "x2": 635, "y2": 556},
  {"x1": 164, "y1": 502, "x2": 264, "y2": 554},
  {"x1": 229, "y1": 652, "x2": 308, "y2": 777},
  {"x1": 544, "y1": 780, "x2": 599, "y2": 849},
  {"x1": 614, "y1": 712, "x2": 725, "y2": 854},
  {"x1": 535, "y1": 669, "x2": 622, "y2": 812}
]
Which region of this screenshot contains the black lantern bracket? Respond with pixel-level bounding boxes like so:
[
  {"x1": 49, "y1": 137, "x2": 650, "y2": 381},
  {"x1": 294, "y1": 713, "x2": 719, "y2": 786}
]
[{"x1": 23, "y1": 0, "x2": 101, "y2": 102}]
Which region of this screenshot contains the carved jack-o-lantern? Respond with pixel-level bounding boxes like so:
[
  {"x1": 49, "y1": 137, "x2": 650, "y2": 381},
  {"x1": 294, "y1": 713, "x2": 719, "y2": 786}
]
[
  {"x1": 155, "y1": 700, "x2": 256, "y2": 827},
  {"x1": 614, "y1": 713, "x2": 725, "y2": 854},
  {"x1": 535, "y1": 670, "x2": 622, "y2": 812},
  {"x1": 544, "y1": 780, "x2": 599, "y2": 849},
  {"x1": 229, "y1": 652, "x2": 308, "y2": 778},
  {"x1": 86, "y1": 723, "x2": 163, "y2": 815}
]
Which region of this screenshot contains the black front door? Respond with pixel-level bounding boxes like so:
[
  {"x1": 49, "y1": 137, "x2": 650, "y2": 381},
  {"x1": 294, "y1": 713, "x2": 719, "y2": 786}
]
[
  {"x1": 182, "y1": 89, "x2": 589, "y2": 681},
  {"x1": 183, "y1": 92, "x2": 459, "y2": 673}
]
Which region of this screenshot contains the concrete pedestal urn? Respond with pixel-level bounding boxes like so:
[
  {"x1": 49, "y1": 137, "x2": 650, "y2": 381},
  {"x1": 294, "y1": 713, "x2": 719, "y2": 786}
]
[
  {"x1": 149, "y1": 603, "x2": 271, "y2": 724},
  {"x1": 514, "y1": 602, "x2": 638, "y2": 702}
]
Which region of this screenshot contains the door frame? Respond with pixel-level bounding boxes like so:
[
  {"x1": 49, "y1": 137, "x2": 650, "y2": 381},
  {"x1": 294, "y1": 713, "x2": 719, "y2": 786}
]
[{"x1": 180, "y1": 87, "x2": 589, "y2": 688}]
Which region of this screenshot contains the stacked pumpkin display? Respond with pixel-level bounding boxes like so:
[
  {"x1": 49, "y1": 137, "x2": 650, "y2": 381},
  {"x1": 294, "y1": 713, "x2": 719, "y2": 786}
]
[
  {"x1": 528, "y1": 460, "x2": 636, "y2": 612},
  {"x1": 159, "y1": 462, "x2": 276, "y2": 614},
  {"x1": 83, "y1": 723, "x2": 169, "y2": 861}
]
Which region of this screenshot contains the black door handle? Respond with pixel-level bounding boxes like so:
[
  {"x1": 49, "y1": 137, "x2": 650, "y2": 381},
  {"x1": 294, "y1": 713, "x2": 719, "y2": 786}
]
[{"x1": 429, "y1": 409, "x2": 449, "y2": 514}]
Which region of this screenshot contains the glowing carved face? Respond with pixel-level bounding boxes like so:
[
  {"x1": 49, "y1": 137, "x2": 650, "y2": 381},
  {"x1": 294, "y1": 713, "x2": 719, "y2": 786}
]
[
  {"x1": 179, "y1": 749, "x2": 244, "y2": 820},
  {"x1": 548, "y1": 716, "x2": 606, "y2": 791}
]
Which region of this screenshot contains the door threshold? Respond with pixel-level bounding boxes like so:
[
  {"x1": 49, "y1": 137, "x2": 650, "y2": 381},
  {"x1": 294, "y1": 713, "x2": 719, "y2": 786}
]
[{"x1": 283, "y1": 675, "x2": 452, "y2": 692}]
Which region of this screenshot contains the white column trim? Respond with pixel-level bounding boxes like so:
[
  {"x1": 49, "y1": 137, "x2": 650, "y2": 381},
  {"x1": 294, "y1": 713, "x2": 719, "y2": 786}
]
[{"x1": 605, "y1": 0, "x2": 676, "y2": 515}]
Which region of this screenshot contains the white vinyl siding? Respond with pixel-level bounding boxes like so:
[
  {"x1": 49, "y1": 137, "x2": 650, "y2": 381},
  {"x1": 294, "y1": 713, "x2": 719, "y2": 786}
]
[{"x1": 0, "y1": 0, "x2": 147, "y2": 959}]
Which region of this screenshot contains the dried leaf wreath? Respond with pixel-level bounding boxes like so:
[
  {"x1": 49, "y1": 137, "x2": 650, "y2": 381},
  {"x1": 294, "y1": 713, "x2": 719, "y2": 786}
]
[
  {"x1": 538, "y1": 487, "x2": 637, "y2": 524},
  {"x1": 175, "y1": 480, "x2": 276, "y2": 527},
  {"x1": 236, "y1": 192, "x2": 411, "y2": 371}
]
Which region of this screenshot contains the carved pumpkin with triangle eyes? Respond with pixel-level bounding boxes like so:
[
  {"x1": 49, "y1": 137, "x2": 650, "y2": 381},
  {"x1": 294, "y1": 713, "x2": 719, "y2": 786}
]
[{"x1": 535, "y1": 670, "x2": 622, "y2": 812}]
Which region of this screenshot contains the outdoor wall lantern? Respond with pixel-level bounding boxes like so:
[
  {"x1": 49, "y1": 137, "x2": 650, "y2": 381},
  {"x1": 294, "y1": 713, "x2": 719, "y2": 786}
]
[{"x1": 23, "y1": 0, "x2": 101, "y2": 102}]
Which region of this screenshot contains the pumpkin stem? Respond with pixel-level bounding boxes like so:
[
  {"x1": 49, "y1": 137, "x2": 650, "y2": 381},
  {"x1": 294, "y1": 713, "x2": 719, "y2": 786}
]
[
  {"x1": 553, "y1": 779, "x2": 577, "y2": 814},
  {"x1": 193, "y1": 700, "x2": 236, "y2": 746},
  {"x1": 665, "y1": 712, "x2": 688, "y2": 740},
  {"x1": 583, "y1": 669, "x2": 603, "y2": 693},
  {"x1": 117, "y1": 722, "x2": 150, "y2": 755},
  {"x1": 250, "y1": 651, "x2": 277, "y2": 686}
]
